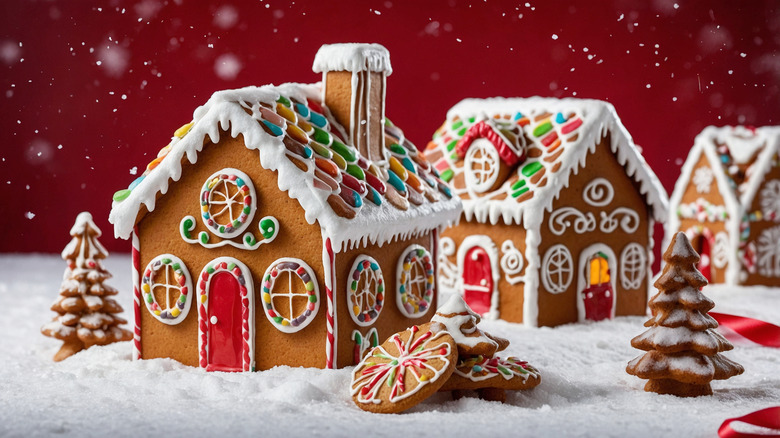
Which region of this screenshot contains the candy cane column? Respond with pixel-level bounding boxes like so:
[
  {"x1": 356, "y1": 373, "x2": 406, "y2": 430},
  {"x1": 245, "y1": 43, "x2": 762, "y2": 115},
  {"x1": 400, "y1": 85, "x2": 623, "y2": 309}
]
[
  {"x1": 131, "y1": 227, "x2": 142, "y2": 360},
  {"x1": 323, "y1": 237, "x2": 337, "y2": 368}
]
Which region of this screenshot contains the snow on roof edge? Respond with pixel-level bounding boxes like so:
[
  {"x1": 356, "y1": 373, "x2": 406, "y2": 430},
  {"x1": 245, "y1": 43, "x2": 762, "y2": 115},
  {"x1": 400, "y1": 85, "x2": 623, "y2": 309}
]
[
  {"x1": 451, "y1": 97, "x2": 669, "y2": 229},
  {"x1": 108, "y1": 83, "x2": 459, "y2": 250}
]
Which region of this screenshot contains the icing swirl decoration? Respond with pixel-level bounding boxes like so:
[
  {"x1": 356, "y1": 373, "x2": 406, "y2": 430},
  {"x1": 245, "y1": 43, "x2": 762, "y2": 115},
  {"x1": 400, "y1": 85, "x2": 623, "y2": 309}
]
[
  {"x1": 599, "y1": 208, "x2": 640, "y2": 234},
  {"x1": 437, "y1": 237, "x2": 458, "y2": 293},
  {"x1": 261, "y1": 258, "x2": 320, "y2": 333},
  {"x1": 500, "y1": 240, "x2": 525, "y2": 285},
  {"x1": 582, "y1": 178, "x2": 615, "y2": 207},
  {"x1": 141, "y1": 254, "x2": 193, "y2": 325},
  {"x1": 548, "y1": 207, "x2": 597, "y2": 235},
  {"x1": 396, "y1": 245, "x2": 435, "y2": 319},
  {"x1": 347, "y1": 255, "x2": 385, "y2": 327},
  {"x1": 712, "y1": 232, "x2": 729, "y2": 269}
]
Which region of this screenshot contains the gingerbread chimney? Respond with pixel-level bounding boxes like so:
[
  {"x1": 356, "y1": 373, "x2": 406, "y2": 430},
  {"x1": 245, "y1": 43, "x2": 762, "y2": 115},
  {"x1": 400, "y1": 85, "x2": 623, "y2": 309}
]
[{"x1": 313, "y1": 43, "x2": 391, "y2": 163}]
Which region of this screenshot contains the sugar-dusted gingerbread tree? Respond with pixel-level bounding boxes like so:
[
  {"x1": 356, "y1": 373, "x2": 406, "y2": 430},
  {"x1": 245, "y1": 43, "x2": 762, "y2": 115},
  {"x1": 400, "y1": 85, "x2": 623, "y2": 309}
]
[
  {"x1": 626, "y1": 232, "x2": 743, "y2": 397},
  {"x1": 41, "y1": 212, "x2": 132, "y2": 361}
]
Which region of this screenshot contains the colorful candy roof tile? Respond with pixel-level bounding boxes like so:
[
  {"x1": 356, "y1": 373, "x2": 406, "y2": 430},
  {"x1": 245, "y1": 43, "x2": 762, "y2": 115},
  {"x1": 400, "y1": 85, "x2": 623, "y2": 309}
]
[
  {"x1": 109, "y1": 82, "x2": 461, "y2": 251},
  {"x1": 426, "y1": 97, "x2": 668, "y2": 229}
]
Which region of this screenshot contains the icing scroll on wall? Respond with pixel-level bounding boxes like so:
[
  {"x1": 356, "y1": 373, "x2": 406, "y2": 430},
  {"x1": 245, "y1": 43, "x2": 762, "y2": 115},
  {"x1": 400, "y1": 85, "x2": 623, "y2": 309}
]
[{"x1": 548, "y1": 178, "x2": 639, "y2": 235}]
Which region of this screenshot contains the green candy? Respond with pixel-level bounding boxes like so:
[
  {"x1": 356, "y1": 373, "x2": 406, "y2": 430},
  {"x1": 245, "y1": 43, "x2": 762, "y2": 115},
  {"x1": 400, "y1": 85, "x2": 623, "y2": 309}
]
[
  {"x1": 330, "y1": 140, "x2": 356, "y2": 162},
  {"x1": 346, "y1": 164, "x2": 365, "y2": 180},
  {"x1": 260, "y1": 218, "x2": 276, "y2": 239},
  {"x1": 276, "y1": 95, "x2": 291, "y2": 107},
  {"x1": 113, "y1": 189, "x2": 131, "y2": 202}
]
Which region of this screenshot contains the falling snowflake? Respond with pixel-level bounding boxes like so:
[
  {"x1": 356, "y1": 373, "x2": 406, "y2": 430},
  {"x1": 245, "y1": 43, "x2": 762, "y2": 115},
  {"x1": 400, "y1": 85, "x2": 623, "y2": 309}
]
[{"x1": 692, "y1": 166, "x2": 714, "y2": 193}]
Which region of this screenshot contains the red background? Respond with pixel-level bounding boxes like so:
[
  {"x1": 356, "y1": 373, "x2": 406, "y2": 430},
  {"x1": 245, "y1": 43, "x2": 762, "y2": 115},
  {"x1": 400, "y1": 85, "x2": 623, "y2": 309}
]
[{"x1": 1, "y1": 0, "x2": 778, "y2": 254}]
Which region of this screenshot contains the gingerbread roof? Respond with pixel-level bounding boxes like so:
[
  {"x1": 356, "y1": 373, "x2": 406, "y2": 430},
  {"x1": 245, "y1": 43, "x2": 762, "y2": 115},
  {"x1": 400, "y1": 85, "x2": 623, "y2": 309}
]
[
  {"x1": 109, "y1": 83, "x2": 461, "y2": 251},
  {"x1": 670, "y1": 126, "x2": 780, "y2": 213},
  {"x1": 425, "y1": 97, "x2": 668, "y2": 229}
]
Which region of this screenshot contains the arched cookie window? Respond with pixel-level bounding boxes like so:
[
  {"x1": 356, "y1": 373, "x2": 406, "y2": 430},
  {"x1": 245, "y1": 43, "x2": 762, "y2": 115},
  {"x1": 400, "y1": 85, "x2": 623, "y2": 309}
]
[
  {"x1": 261, "y1": 258, "x2": 320, "y2": 333},
  {"x1": 396, "y1": 244, "x2": 435, "y2": 318},
  {"x1": 142, "y1": 254, "x2": 193, "y2": 325},
  {"x1": 541, "y1": 245, "x2": 573, "y2": 294},
  {"x1": 200, "y1": 168, "x2": 257, "y2": 239},
  {"x1": 464, "y1": 139, "x2": 500, "y2": 193},
  {"x1": 347, "y1": 255, "x2": 385, "y2": 327},
  {"x1": 620, "y1": 243, "x2": 646, "y2": 290}
]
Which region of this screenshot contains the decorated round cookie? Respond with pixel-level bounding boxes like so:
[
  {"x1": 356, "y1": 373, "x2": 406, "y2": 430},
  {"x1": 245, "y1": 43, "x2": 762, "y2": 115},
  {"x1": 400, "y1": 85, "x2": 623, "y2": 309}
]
[
  {"x1": 350, "y1": 323, "x2": 458, "y2": 414},
  {"x1": 440, "y1": 355, "x2": 541, "y2": 393}
]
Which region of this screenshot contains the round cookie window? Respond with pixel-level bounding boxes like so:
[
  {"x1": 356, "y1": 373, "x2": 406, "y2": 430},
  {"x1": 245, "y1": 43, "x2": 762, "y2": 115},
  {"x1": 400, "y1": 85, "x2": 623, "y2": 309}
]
[
  {"x1": 396, "y1": 244, "x2": 435, "y2": 318},
  {"x1": 541, "y1": 244, "x2": 573, "y2": 294},
  {"x1": 261, "y1": 258, "x2": 320, "y2": 334},
  {"x1": 464, "y1": 139, "x2": 500, "y2": 194},
  {"x1": 199, "y1": 168, "x2": 257, "y2": 239},
  {"x1": 141, "y1": 254, "x2": 193, "y2": 325},
  {"x1": 347, "y1": 255, "x2": 385, "y2": 327}
]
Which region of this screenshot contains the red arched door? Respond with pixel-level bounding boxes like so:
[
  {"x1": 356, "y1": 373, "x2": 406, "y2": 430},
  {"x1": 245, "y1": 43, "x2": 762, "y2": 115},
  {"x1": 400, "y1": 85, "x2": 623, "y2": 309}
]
[
  {"x1": 582, "y1": 253, "x2": 613, "y2": 321},
  {"x1": 695, "y1": 234, "x2": 712, "y2": 282},
  {"x1": 462, "y1": 246, "x2": 493, "y2": 316},
  {"x1": 207, "y1": 271, "x2": 244, "y2": 372}
]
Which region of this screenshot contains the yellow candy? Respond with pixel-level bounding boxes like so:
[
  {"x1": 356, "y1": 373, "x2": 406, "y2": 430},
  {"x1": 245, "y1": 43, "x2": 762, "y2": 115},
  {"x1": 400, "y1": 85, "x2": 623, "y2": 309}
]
[
  {"x1": 276, "y1": 103, "x2": 296, "y2": 123},
  {"x1": 389, "y1": 156, "x2": 408, "y2": 181},
  {"x1": 263, "y1": 293, "x2": 271, "y2": 304},
  {"x1": 419, "y1": 375, "x2": 429, "y2": 382},
  {"x1": 200, "y1": 295, "x2": 207, "y2": 304},
  {"x1": 174, "y1": 122, "x2": 193, "y2": 138},
  {"x1": 201, "y1": 205, "x2": 208, "y2": 213},
  {"x1": 353, "y1": 305, "x2": 361, "y2": 316},
  {"x1": 153, "y1": 310, "x2": 161, "y2": 316},
  {"x1": 281, "y1": 320, "x2": 289, "y2": 326},
  {"x1": 403, "y1": 263, "x2": 411, "y2": 271},
  {"x1": 157, "y1": 144, "x2": 171, "y2": 158},
  {"x1": 142, "y1": 284, "x2": 150, "y2": 293},
  {"x1": 171, "y1": 308, "x2": 181, "y2": 317}
]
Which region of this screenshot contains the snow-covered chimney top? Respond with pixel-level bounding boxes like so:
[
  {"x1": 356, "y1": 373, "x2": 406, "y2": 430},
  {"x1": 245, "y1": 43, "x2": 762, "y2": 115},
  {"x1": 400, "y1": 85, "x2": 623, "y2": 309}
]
[{"x1": 312, "y1": 43, "x2": 392, "y2": 75}]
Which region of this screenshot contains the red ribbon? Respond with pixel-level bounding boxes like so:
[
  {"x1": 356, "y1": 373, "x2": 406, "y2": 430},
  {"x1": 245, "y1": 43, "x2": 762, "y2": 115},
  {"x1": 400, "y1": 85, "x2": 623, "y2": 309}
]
[
  {"x1": 710, "y1": 312, "x2": 780, "y2": 348},
  {"x1": 719, "y1": 407, "x2": 780, "y2": 438}
]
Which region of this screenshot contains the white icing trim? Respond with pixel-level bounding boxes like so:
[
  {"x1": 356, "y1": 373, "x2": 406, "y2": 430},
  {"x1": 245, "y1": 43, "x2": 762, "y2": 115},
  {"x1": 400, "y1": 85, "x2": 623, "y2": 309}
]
[
  {"x1": 522, "y1": 227, "x2": 542, "y2": 327},
  {"x1": 108, "y1": 83, "x2": 461, "y2": 253},
  {"x1": 599, "y1": 207, "x2": 640, "y2": 234},
  {"x1": 312, "y1": 43, "x2": 393, "y2": 75},
  {"x1": 548, "y1": 207, "x2": 596, "y2": 235},
  {"x1": 712, "y1": 231, "x2": 729, "y2": 269},
  {"x1": 576, "y1": 243, "x2": 617, "y2": 323},
  {"x1": 456, "y1": 235, "x2": 500, "y2": 319},
  {"x1": 464, "y1": 138, "x2": 501, "y2": 194},
  {"x1": 437, "y1": 236, "x2": 458, "y2": 296}
]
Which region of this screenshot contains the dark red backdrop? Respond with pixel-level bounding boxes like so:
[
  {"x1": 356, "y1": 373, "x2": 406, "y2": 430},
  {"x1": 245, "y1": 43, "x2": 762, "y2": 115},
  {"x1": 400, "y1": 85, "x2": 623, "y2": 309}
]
[{"x1": 1, "y1": 0, "x2": 778, "y2": 254}]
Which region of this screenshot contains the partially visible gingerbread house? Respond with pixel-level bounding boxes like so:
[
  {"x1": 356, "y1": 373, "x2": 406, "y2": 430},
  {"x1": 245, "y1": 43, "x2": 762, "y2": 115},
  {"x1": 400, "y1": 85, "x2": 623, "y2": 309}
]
[
  {"x1": 108, "y1": 43, "x2": 461, "y2": 372},
  {"x1": 667, "y1": 125, "x2": 780, "y2": 286},
  {"x1": 426, "y1": 98, "x2": 668, "y2": 327}
]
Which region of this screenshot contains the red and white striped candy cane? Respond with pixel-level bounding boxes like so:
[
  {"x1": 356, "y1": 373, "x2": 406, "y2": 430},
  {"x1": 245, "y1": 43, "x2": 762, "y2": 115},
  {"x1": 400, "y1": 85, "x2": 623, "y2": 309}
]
[
  {"x1": 132, "y1": 227, "x2": 142, "y2": 360},
  {"x1": 323, "y1": 238, "x2": 337, "y2": 368}
]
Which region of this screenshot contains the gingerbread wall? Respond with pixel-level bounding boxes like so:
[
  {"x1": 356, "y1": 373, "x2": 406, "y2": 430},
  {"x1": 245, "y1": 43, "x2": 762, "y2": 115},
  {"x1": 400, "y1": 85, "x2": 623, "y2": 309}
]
[
  {"x1": 742, "y1": 158, "x2": 780, "y2": 286},
  {"x1": 333, "y1": 232, "x2": 437, "y2": 368},
  {"x1": 439, "y1": 220, "x2": 528, "y2": 323},
  {"x1": 674, "y1": 154, "x2": 730, "y2": 284},
  {"x1": 136, "y1": 133, "x2": 328, "y2": 370},
  {"x1": 536, "y1": 137, "x2": 650, "y2": 327}
]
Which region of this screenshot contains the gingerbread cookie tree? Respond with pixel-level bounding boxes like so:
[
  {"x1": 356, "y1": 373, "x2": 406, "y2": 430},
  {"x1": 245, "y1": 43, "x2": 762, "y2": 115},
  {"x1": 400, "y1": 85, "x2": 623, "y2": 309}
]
[
  {"x1": 433, "y1": 295, "x2": 541, "y2": 402},
  {"x1": 41, "y1": 212, "x2": 132, "y2": 361},
  {"x1": 626, "y1": 232, "x2": 744, "y2": 397}
]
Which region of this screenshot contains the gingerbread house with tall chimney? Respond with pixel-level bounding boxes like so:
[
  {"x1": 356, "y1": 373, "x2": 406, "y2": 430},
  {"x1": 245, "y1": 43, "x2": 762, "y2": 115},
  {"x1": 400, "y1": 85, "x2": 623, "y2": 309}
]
[
  {"x1": 108, "y1": 43, "x2": 461, "y2": 372},
  {"x1": 426, "y1": 97, "x2": 668, "y2": 327}
]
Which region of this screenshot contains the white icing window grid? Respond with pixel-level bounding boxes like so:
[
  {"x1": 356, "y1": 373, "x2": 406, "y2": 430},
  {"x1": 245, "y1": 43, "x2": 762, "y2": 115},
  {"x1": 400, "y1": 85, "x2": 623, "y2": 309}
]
[
  {"x1": 620, "y1": 243, "x2": 647, "y2": 290},
  {"x1": 542, "y1": 244, "x2": 573, "y2": 294}
]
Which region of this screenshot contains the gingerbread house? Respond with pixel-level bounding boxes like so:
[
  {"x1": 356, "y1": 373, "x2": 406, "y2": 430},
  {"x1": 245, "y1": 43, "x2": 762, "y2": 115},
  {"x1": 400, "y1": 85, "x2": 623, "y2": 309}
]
[
  {"x1": 425, "y1": 98, "x2": 668, "y2": 327},
  {"x1": 108, "y1": 43, "x2": 461, "y2": 372},
  {"x1": 667, "y1": 125, "x2": 780, "y2": 286}
]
